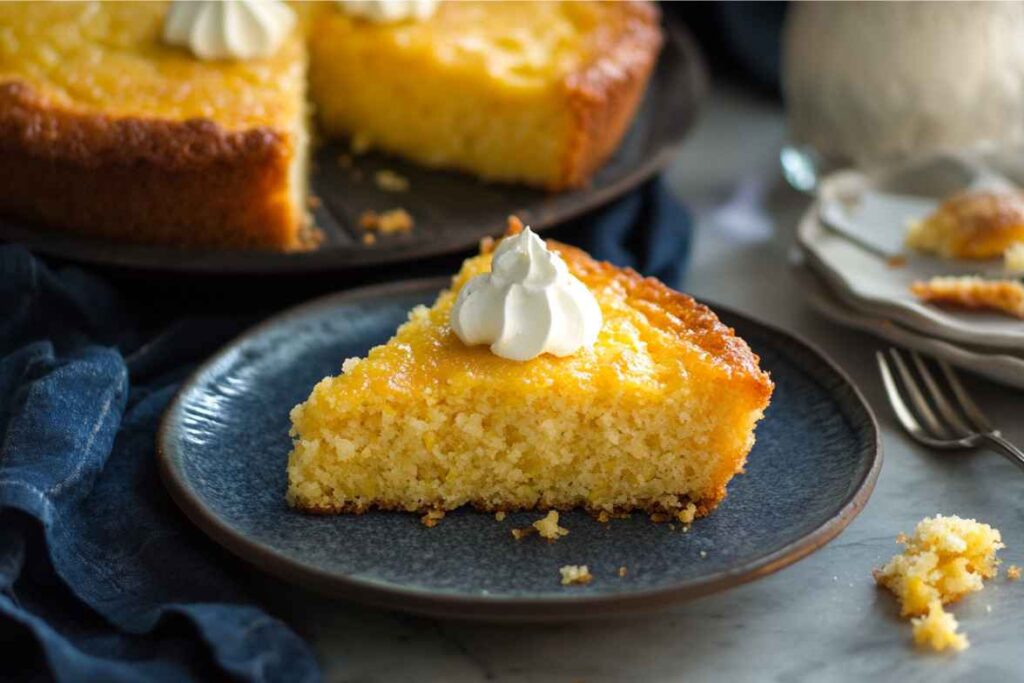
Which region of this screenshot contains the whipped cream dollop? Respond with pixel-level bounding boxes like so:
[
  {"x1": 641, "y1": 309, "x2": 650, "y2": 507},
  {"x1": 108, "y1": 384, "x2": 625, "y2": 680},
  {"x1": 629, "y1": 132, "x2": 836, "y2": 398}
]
[
  {"x1": 163, "y1": 0, "x2": 296, "y2": 61},
  {"x1": 337, "y1": 0, "x2": 439, "y2": 23},
  {"x1": 450, "y1": 227, "x2": 602, "y2": 362}
]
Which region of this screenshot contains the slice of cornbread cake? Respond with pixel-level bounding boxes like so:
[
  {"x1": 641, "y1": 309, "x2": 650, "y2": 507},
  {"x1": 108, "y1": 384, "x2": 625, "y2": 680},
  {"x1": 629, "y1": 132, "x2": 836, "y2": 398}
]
[{"x1": 287, "y1": 221, "x2": 773, "y2": 517}]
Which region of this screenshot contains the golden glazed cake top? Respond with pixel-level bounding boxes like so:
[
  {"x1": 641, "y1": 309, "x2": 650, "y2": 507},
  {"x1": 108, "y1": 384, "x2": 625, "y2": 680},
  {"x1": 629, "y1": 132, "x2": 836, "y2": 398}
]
[
  {"x1": 332, "y1": 228, "x2": 773, "y2": 402},
  {"x1": 906, "y1": 190, "x2": 1024, "y2": 260},
  {"x1": 311, "y1": 1, "x2": 658, "y2": 91},
  {"x1": 0, "y1": 1, "x2": 305, "y2": 132}
]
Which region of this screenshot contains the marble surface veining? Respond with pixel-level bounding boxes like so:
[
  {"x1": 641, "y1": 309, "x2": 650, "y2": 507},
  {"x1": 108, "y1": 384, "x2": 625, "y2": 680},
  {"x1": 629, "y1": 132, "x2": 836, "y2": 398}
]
[{"x1": 249, "y1": 87, "x2": 1024, "y2": 683}]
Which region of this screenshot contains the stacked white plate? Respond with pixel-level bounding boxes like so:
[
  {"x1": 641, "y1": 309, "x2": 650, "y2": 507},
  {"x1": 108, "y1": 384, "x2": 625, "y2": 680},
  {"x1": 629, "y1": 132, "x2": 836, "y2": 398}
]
[{"x1": 794, "y1": 149, "x2": 1024, "y2": 389}]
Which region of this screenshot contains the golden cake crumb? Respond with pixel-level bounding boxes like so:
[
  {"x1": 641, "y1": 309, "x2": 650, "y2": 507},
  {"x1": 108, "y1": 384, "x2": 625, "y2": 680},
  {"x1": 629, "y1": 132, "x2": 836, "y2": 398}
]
[
  {"x1": 912, "y1": 600, "x2": 969, "y2": 653},
  {"x1": 533, "y1": 511, "x2": 569, "y2": 541},
  {"x1": 1005, "y1": 242, "x2": 1024, "y2": 273},
  {"x1": 511, "y1": 527, "x2": 535, "y2": 540},
  {"x1": 596, "y1": 510, "x2": 611, "y2": 524},
  {"x1": 676, "y1": 502, "x2": 697, "y2": 524},
  {"x1": 1008, "y1": 565, "x2": 1021, "y2": 581},
  {"x1": 350, "y1": 132, "x2": 372, "y2": 155},
  {"x1": 495, "y1": 511, "x2": 506, "y2": 522},
  {"x1": 874, "y1": 515, "x2": 1004, "y2": 617},
  {"x1": 375, "y1": 170, "x2": 410, "y2": 192},
  {"x1": 560, "y1": 565, "x2": 593, "y2": 586},
  {"x1": 617, "y1": 566, "x2": 628, "y2": 577},
  {"x1": 420, "y1": 509, "x2": 445, "y2": 528},
  {"x1": 359, "y1": 209, "x2": 415, "y2": 235}
]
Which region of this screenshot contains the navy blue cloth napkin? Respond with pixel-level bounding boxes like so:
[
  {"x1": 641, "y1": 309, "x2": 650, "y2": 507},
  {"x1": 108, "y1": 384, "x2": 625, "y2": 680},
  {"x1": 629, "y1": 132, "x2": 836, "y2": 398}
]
[{"x1": 0, "y1": 178, "x2": 690, "y2": 682}]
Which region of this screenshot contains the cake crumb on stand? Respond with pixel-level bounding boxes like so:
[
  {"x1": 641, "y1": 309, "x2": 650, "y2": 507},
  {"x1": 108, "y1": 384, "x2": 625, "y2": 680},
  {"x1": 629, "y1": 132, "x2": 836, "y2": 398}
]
[
  {"x1": 375, "y1": 169, "x2": 410, "y2": 192},
  {"x1": 560, "y1": 565, "x2": 593, "y2": 586}
]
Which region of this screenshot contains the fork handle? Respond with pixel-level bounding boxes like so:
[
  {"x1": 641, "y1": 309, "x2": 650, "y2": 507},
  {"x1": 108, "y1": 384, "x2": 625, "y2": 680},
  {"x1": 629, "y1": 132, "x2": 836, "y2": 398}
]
[{"x1": 982, "y1": 433, "x2": 1024, "y2": 473}]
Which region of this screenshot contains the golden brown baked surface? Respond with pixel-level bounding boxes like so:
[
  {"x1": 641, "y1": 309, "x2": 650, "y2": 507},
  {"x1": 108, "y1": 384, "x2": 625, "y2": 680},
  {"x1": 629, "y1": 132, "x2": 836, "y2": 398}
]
[
  {"x1": 0, "y1": 0, "x2": 310, "y2": 250},
  {"x1": 308, "y1": 0, "x2": 661, "y2": 189},
  {"x1": 906, "y1": 190, "x2": 1024, "y2": 260},
  {"x1": 910, "y1": 276, "x2": 1024, "y2": 319}
]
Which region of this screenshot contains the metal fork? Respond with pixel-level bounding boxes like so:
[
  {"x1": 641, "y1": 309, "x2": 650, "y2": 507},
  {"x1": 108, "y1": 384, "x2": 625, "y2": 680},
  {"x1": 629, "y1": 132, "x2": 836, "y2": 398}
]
[{"x1": 876, "y1": 348, "x2": 1024, "y2": 472}]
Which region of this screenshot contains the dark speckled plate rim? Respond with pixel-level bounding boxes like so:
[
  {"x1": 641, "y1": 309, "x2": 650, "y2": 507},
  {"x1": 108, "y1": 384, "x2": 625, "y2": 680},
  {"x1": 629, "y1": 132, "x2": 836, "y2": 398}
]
[
  {"x1": 156, "y1": 277, "x2": 883, "y2": 622},
  {"x1": 0, "y1": 23, "x2": 706, "y2": 276}
]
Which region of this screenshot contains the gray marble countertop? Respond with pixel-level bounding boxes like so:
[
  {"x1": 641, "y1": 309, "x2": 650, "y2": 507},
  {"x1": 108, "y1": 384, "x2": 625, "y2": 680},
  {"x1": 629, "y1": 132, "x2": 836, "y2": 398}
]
[{"x1": 256, "y1": 87, "x2": 1024, "y2": 682}]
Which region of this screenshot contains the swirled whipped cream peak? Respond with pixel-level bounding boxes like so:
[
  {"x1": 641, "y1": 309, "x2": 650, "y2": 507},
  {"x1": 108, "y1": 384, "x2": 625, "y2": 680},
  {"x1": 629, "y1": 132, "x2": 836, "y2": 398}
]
[
  {"x1": 450, "y1": 226, "x2": 603, "y2": 361},
  {"x1": 337, "y1": 0, "x2": 439, "y2": 23},
  {"x1": 163, "y1": 0, "x2": 296, "y2": 62}
]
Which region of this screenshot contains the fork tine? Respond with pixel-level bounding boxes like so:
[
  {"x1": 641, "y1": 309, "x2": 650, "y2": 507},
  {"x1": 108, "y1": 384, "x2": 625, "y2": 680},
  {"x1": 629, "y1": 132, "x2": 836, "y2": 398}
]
[
  {"x1": 887, "y1": 349, "x2": 948, "y2": 438},
  {"x1": 937, "y1": 360, "x2": 996, "y2": 433},
  {"x1": 909, "y1": 352, "x2": 972, "y2": 436},
  {"x1": 877, "y1": 351, "x2": 930, "y2": 438}
]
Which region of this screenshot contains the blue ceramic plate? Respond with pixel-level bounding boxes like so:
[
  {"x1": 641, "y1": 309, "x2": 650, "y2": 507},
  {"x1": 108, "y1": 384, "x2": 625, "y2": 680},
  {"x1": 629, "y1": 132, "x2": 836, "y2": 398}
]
[{"x1": 158, "y1": 279, "x2": 881, "y2": 621}]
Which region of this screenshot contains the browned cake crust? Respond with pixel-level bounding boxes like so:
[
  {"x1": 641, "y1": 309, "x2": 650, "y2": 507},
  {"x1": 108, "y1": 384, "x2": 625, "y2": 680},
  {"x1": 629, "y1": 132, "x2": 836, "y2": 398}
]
[
  {"x1": 559, "y1": 1, "x2": 663, "y2": 188},
  {"x1": 911, "y1": 276, "x2": 1024, "y2": 319},
  {"x1": 0, "y1": 82, "x2": 313, "y2": 251}
]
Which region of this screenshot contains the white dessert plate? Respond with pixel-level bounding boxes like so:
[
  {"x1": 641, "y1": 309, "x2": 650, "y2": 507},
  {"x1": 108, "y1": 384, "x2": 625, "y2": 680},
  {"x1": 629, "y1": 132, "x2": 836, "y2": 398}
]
[
  {"x1": 794, "y1": 263, "x2": 1024, "y2": 390},
  {"x1": 797, "y1": 151, "x2": 1024, "y2": 349}
]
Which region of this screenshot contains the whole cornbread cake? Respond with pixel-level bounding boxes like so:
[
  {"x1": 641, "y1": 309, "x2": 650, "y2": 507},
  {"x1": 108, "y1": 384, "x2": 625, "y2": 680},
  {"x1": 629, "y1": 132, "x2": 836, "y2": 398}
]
[
  {"x1": 287, "y1": 221, "x2": 773, "y2": 517},
  {"x1": 0, "y1": 0, "x2": 661, "y2": 249},
  {"x1": 0, "y1": 1, "x2": 312, "y2": 250}
]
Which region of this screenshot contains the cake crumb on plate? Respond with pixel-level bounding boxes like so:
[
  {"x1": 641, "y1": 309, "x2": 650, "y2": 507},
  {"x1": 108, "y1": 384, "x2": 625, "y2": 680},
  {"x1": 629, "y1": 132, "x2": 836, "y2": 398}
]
[
  {"x1": 494, "y1": 511, "x2": 506, "y2": 522},
  {"x1": 375, "y1": 169, "x2": 410, "y2": 192},
  {"x1": 560, "y1": 565, "x2": 592, "y2": 586},
  {"x1": 617, "y1": 566, "x2": 628, "y2": 577},
  {"x1": 533, "y1": 510, "x2": 568, "y2": 541},
  {"x1": 420, "y1": 509, "x2": 445, "y2": 528},
  {"x1": 676, "y1": 502, "x2": 697, "y2": 524},
  {"x1": 359, "y1": 208, "x2": 414, "y2": 234},
  {"x1": 1008, "y1": 565, "x2": 1021, "y2": 581}
]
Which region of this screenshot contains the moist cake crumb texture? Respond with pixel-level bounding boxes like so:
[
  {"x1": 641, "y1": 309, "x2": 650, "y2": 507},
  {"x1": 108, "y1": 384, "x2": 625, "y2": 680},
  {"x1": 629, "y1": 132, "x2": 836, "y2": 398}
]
[
  {"x1": 1007, "y1": 565, "x2": 1021, "y2": 581},
  {"x1": 911, "y1": 600, "x2": 969, "y2": 653},
  {"x1": 533, "y1": 511, "x2": 569, "y2": 541},
  {"x1": 560, "y1": 565, "x2": 593, "y2": 586},
  {"x1": 875, "y1": 515, "x2": 1005, "y2": 654},
  {"x1": 420, "y1": 509, "x2": 445, "y2": 528},
  {"x1": 875, "y1": 515, "x2": 1003, "y2": 617}
]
